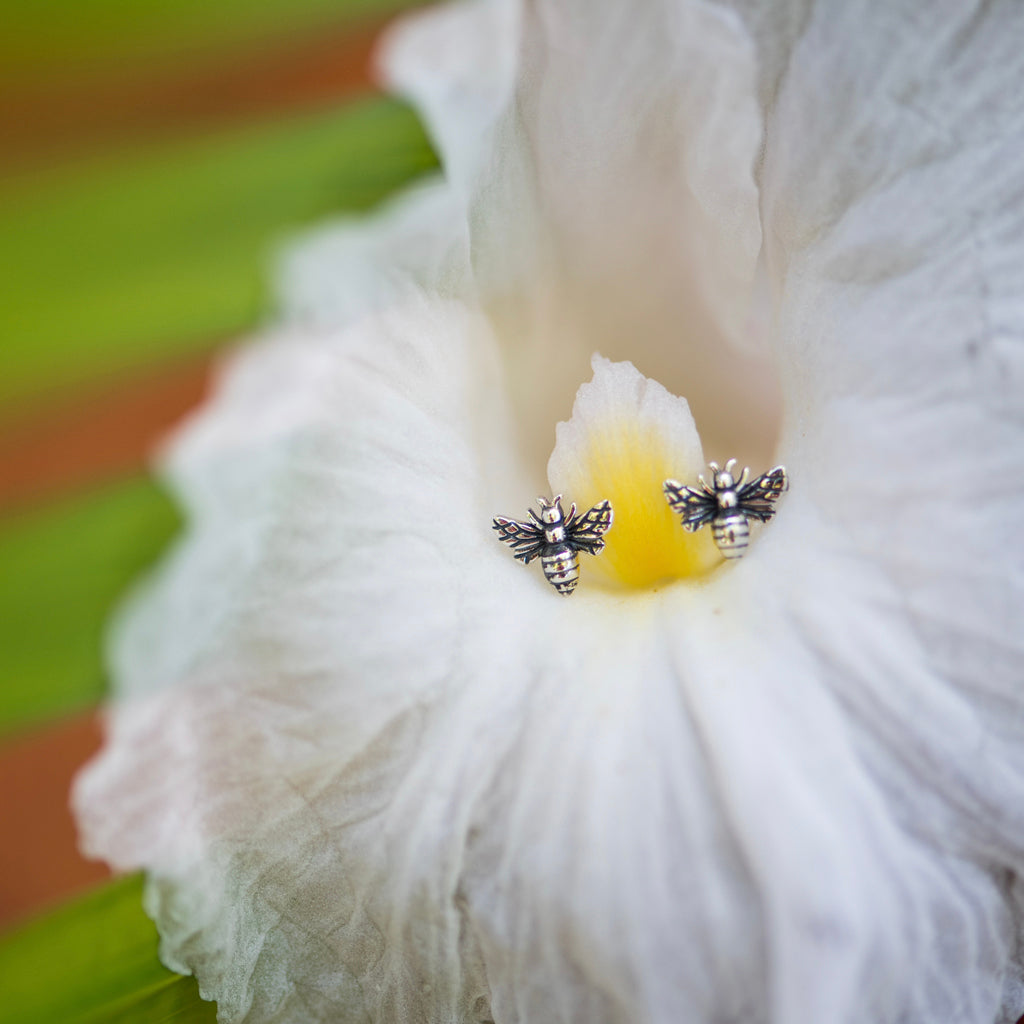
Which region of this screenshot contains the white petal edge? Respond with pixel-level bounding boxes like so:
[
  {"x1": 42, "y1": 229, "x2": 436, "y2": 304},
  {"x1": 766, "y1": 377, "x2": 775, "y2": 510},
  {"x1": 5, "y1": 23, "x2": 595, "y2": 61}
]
[{"x1": 547, "y1": 354, "x2": 704, "y2": 499}]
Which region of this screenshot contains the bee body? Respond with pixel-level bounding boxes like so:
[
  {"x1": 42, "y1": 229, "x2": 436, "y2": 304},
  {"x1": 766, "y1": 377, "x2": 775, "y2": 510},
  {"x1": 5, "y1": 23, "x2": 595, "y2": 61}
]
[
  {"x1": 493, "y1": 496, "x2": 613, "y2": 595},
  {"x1": 712, "y1": 511, "x2": 750, "y2": 559},
  {"x1": 664, "y1": 459, "x2": 787, "y2": 559},
  {"x1": 541, "y1": 543, "x2": 580, "y2": 594}
]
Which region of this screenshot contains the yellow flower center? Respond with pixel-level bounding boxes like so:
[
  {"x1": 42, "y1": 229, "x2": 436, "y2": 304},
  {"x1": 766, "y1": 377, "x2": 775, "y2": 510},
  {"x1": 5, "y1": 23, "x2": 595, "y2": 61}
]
[{"x1": 566, "y1": 417, "x2": 721, "y2": 590}]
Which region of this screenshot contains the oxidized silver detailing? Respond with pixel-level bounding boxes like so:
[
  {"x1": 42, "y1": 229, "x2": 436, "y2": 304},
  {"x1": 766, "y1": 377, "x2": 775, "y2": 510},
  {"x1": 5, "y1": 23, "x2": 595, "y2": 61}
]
[
  {"x1": 664, "y1": 459, "x2": 788, "y2": 559},
  {"x1": 493, "y1": 495, "x2": 613, "y2": 595}
]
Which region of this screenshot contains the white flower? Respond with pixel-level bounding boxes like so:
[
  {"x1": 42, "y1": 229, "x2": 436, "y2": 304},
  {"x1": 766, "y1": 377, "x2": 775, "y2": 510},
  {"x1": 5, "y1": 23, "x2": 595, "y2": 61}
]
[{"x1": 75, "y1": 1, "x2": 1024, "y2": 1023}]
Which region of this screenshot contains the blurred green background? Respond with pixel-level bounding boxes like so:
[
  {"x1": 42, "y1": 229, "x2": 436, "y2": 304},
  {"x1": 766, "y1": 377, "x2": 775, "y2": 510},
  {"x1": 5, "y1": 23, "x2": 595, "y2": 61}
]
[{"x1": 0, "y1": 1, "x2": 434, "y2": 1018}]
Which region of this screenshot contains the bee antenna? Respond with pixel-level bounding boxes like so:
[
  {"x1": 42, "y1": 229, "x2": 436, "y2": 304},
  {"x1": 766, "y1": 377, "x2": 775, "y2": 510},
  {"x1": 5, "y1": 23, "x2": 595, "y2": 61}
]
[
  {"x1": 537, "y1": 495, "x2": 550, "y2": 508},
  {"x1": 708, "y1": 461, "x2": 720, "y2": 475},
  {"x1": 725, "y1": 458, "x2": 737, "y2": 475},
  {"x1": 552, "y1": 494, "x2": 563, "y2": 508},
  {"x1": 737, "y1": 466, "x2": 749, "y2": 487}
]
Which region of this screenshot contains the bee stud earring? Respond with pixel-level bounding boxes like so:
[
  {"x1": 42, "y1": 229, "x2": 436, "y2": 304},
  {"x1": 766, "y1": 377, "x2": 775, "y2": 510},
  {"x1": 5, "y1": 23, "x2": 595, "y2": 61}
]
[
  {"x1": 664, "y1": 459, "x2": 788, "y2": 559},
  {"x1": 493, "y1": 495, "x2": 613, "y2": 595}
]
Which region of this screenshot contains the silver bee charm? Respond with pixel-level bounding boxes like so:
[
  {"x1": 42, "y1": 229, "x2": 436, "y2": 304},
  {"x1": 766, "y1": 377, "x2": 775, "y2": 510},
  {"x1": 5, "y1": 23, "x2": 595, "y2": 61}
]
[
  {"x1": 493, "y1": 495, "x2": 613, "y2": 595},
  {"x1": 664, "y1": 459, "x2": 788, "y2": 559}
]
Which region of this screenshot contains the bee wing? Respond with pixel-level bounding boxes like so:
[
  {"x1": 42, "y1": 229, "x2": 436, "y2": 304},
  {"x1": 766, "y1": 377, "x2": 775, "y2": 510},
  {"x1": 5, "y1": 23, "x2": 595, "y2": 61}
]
[
  {"x1": 663, "y1": 479, "x2": 716, "y2": 531},
  {"x1": 492, "y1": 516, "x2": 546, "y2": 563},
  {"x1": 737, "y1": 465, "x2": 788, "y2": 522},
  {"x1": 567, "y1": 499, "x2": 613, "y2": 555}
]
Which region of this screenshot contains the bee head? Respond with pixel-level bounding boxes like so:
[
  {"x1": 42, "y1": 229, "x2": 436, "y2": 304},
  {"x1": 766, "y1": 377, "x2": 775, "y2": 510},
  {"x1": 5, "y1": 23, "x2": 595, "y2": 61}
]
[
  {"x1": 538, "y1": 495, "x2": 563, "y2": 524},
  {"x1": 714, "y1": 458, "x2": 738, "y2": 491}
]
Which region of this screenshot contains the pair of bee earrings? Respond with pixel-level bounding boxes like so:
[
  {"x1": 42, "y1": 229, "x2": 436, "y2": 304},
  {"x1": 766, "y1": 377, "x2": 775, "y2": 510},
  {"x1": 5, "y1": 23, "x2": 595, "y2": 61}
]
[{"x1": 493, "y1": 460, "x2": 788, "y2": 595}]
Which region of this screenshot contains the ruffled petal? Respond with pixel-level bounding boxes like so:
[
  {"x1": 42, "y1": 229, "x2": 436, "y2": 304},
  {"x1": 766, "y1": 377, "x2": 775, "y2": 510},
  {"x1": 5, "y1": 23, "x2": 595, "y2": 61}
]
[
  {"x1": 275, "y1": 179, "x2": 470, "y2": 329},
  {"x1": 77, "y1": 294, "x2": 532, "y2": 1022},
  {"x1": 741, "y1": 1, "x2": 1024, "y2": 1015},
  {"x1": 658, "y1": 512, "x2": 1024, "y2": 1023},
  {"x1": 756, "y1": 0, "x2": 1024, "y2": 715},
  {"x1": 381, "y1": 0, "x2": 777, "y2": 468}
]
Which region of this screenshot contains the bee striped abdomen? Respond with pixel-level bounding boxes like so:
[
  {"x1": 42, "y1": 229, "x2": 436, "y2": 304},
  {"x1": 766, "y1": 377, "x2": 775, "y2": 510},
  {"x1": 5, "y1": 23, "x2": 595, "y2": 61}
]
[
  {"x1": 712, "y1": 512, "x2": 750, "y2": 558},
  {"x1": 542, "y1": 545, "x2": 580, "y2": 595}
]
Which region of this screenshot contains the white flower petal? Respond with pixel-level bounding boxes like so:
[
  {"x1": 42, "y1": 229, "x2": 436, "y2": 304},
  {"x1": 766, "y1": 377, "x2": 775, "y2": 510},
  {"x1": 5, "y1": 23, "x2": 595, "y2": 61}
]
[
  {"x1": 381, "y1": 0, "x2": 778, "y2": 468},
  {"x1": 731, "y1": 4, "x2": 1024, "y2": 1014},
  {"x1": 751, "y1": 0, "x2": 1024, "y2": 861},
  {"x1": 275, "y1": 178, "x2": 470, "y2": 329},
  {"x1": 78, "y1": 294, "x2": 536, "y2": 1021},
  {"x1": 378, "y1": 0, "x2": 521, "y2": 200},
  {"x1": 383, "y1": 0, "x2": 763, "y2": 297},
  {"x1": 761, "y1": 0, "x2": 1024, "y2": 678},
  {"x1": 666, "y1": 526, "x2": 1024, "y2": 1022},
  {"x1": 548, "y1": 355, "x2": 705, "y2": 499},
  {"x1": 115, "y1": 292, "x2": 532, "y2": 693}
]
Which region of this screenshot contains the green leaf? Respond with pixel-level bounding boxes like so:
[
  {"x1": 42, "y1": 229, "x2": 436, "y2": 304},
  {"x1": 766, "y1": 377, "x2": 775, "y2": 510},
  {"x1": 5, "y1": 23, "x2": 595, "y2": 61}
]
[
  {"x1": 0, "y1": 96, "x2": 437, "y2": 409},
  {"x1": 0, "y1": 476, "x2": 180, "y2": 736},
  {"x1": 3, "y1": 0, "x2": 424, "y2": 81},
  {"x1": 0, "y1": 874, "x2": 216, "y2": 1024}
]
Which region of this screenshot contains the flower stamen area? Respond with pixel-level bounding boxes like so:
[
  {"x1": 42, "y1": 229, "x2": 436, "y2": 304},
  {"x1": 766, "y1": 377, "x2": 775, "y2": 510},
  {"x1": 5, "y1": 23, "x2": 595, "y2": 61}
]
[{"x1": 548, "y1": 356, "x2": 721, "y2": 590}]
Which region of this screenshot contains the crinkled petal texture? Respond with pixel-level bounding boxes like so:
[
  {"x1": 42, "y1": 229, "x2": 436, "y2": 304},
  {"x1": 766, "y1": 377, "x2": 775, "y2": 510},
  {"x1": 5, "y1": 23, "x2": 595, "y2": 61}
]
[
  {"x1": 75, "y1": 1, "x2": 1024, "y2": 1023},
  {"x1": 381, "y1": 0, "x2": 780, "y2": 468}
]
